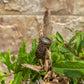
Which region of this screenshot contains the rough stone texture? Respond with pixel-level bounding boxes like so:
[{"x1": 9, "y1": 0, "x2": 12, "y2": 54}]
[
  {"x1": 0, "y1": 15, "x2": 41, "y2": 54},
  {"x1": 0, "y1": 0, "x2": 84, "y2": 15},
  {"x1": 74, "y1": 0, "x2": 84, "y2": 15},
  {"x1": 52, "y1": 16, "x2": 84, "y2": 40},
  {"x1": 0, "y1": 0, "x2": 41, "y2": 15},
  {"x1": 0, "y1": 15, "x2": 84, "y2": 54}
]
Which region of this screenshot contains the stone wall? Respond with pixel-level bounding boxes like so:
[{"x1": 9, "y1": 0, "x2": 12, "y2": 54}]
[
  {"x1": 0, "y1": 0, "x2": 84, "y2": 53},
  {"x1": 0, "y1": 0, "x2": 84, "y2": 83}
]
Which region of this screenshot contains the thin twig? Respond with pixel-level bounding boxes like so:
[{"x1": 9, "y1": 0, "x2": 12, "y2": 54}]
[
  {"x1": 21, "y1": 64, "x2": 43, "y2": 72},
  {"x1": 64, "y1": 44, "x2": 79, "y2": 57},
  {"x1": 64, "y1": 44, "x2": 84, "y2": 59}
]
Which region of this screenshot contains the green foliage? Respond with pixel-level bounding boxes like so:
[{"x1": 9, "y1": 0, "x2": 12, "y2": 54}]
[
  {"x1": 0, "y1": 39, "x2": 41, "y2": 84},
  {"x1": 12, "y1": 71, "x2": 22, "y2": 84},
  {"x1": 0, "y1": 71, "x2": 5, "y2": 84},
  {"x1": 50, "y1": 31, "x2": 84, "y2": 83},
  {"x1": 52, "y1": 61, "x2": 84, "y2": 78},
  {"x1": 0, "y1": 50, "x2": 13, "y2": 72},
  {"x1": 50, "y1": 32, "x2": 84, "y2": 63},
  {"x1": 0, "y1": 31, "x2": 84, "y2": 84},
  {"x1": 11, "y1": 55, "x2": 16, "y2": 62},
  {"x1": 17, "y1": 41, "x2": 27, "y2": 63},
  {"x1": 56, "y1": 32, "x2": 64, "y2": 43}
]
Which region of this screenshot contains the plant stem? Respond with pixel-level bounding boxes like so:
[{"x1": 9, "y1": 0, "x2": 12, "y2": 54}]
[
  {"x1": 64, "y1": 44, "x2": 84, "y2": 59},
  {"x1": 64, "y1": 44, "x2": 79, "y2": 57}
]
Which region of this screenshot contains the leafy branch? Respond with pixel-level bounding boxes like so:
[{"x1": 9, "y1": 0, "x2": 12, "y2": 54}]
[{"x1": 64, "y1": 44, "x2": 79, "y2": 57}]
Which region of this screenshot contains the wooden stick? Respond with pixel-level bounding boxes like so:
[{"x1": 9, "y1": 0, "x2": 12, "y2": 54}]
[{"x1": 21, "y1": 64, "x2": 42, "y2": 72}]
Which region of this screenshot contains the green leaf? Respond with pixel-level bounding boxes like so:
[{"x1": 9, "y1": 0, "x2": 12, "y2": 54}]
[
  {"x1": 23, "y1": 72, "x2": 29, "y2": 81},
  {"x1": 9, "y1": 81, "x2": 13, "y2": 84},
  {"x1": 17, "y1": 41, "x2": 27, "y2": 63},
  {"x1": 32, "y1": 39, "x2": 37, "y2": 50},
  {"x1": 69, "y1": 35, "x2": 77, "y2": 45},
  {"x1": 82, "y1": 40, "x2": 84, "y2": 48},
  {"x1": 1, "y1": 80, "x2": 5, "y2": 84},
  {"x1": 12, "y1": 71, "x2": 22, "y2": 84},
  {"x1": 0, "y1": 71, "x2": 5, "y2": 84},
  {"x1": 40, "y1": 71, "x2": 46, "y2": 76},
  {"x1": 76, "y1": 35, "x2": 82, "y2": 53},
  {"x1": 65, "y1": 27, "x2": 73, "y2": 32},
  {"x1": 70, "y1": 78, "x2": 78, "y2": 84},
  {"x1": 11, "y1": 55, "x2": 16, "y2": 62},
  {"x1": 48, "y1": 34, "x2": 56, "y2": 39},
  {"x1": 22, "y1": 68, "x2": 29, "y2": 81},
  {"x1": 30, "y1": 71, "x2": 40, "y2": 82},
  {"x1": 51, "y1": 52, "x2": 60, "y2": 63},
  {"x1": 52, "y1": 61, "x2": 84, "y2": 78},
  {"x1": 50, "y1": 41, "x2": 57, "y2": 51},
  {"x1": 64, "y1": 70, "x2": 83, "y2": 78},
  {"x1": 18, "y1": 41, "x2": 27, "y2": 57},
  {"x1": 0, "y1": 50, "x2": 13, "y2": 72},
  {"x1": 69, "y1": 32, "x2": 84, "y2": 44},
  {"x1": 56, "y1": 32, "x2": 64, "y2": 43},
  {"x1": 0, "y1": 71, "x2": 4, "y2": 81},
  {"x1": 59, "y1": 47, "x2": 70, "y2": 53},
  {"x1": 27, "y1": 39, "x2": 38, "y2": 65}
]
